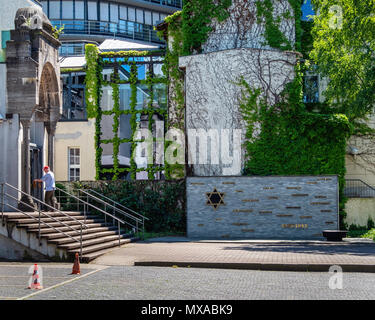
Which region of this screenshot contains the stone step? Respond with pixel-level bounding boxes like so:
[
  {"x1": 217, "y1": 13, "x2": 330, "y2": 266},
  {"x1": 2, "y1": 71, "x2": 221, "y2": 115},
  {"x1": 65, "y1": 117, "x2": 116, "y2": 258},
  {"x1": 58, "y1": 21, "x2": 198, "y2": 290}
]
[
  {"x1": 58, "y1": 233, "x2": 131, "y2": 250},
  {"x1": 13, "y1": 215, "x2": 100, "y2": 225},
  {"x1": 28, "y1": 222, "x2": 113, "y2": 235},
  {"x1": 3, "y1": 211, "x2": 83, "y2": 220},
  {"x1": 80, "y1": 247, "x2": 124, "y2": 263},
  {"x1": 3, "y1": 209, "x2": 140, "y2": 262},
  {"x1": 70, "y1": 238, "x2": 133, "y2": 255},
  {"x1": 80, "y1": 237, "x2": 140, "y2": 262},
  {"x1": 49, "y1": 230, "x2": 121, "y2": 245},
  {"x1": 42, "y1": 226, "x2": 118, "y2": 240},
  {"x1": 20, "y1": 218, "x2": 105, "y2": 230}
]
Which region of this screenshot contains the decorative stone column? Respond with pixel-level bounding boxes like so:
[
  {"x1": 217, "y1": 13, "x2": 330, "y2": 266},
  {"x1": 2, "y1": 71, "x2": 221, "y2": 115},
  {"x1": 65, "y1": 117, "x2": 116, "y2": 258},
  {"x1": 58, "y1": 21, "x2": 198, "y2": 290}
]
[
  {"x1": 46, "y1": 121, "x2": 57, "y2": 172},
  {"x1": 18, "y1": 119, "x2": 36, "y2": 211}
]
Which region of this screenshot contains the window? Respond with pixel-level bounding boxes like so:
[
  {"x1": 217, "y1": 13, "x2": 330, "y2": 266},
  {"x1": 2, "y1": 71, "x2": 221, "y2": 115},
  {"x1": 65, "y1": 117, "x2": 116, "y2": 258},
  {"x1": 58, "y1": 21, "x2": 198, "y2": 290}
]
[
  {"x1": 1, "y1": 31, "x2": 10, "y2": 49},
  {"x1": 75, "y1": 1, "x2": 85, "y2": 19},
  {"x1": 49, "y1": 1, "x2": 60, "y2": 19},
  {"x1": 100, "y1": 2, "x2": 109, "y2": 21},
  {"x1": 88, "y1": 1, "x2": 98, "y2": 20},
  {"x1": 110, "y1": 3, "x2": 118, "y2": 22},
  {"x1": 160, "y1": 14, "x2": 167, "y2": 22},
  {"x1": 62, "y1": 1, "x2": 74, "y2": 19},
  {"x1": 303, "y1": 75, "x2": 319, "y2": 103},
  {"x1": 68, "y1": 148, "x2": 80, "y2": 181},
  {"x1": 152, "y1": 12, "x2": 160, "y2": 25},
  {"x1": 128, "y1": 7, "x2": 135, "y2": 22},
  {"x1": 119, "y1": 5, "x2": 127, "y2": 20},
  {"x1": 136, "y1": 9, "x2": 144, "y2": 24},
  {"x1": 41, "y1": 1, "x2": 48, "y2": 15},
  {"x1": 145, "y1": 11, "x2": 152, "y2": 25}
]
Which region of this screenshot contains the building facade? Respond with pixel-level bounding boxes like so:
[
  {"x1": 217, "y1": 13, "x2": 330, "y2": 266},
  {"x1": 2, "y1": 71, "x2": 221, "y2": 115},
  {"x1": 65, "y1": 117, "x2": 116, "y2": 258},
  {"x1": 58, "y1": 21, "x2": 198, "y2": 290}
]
[
  {"x1": 40, "y1": 0, "x2": 181, "y2": 181},
  {"x1": 0, "y1": 2, "x2": 62, "y2": 208}
]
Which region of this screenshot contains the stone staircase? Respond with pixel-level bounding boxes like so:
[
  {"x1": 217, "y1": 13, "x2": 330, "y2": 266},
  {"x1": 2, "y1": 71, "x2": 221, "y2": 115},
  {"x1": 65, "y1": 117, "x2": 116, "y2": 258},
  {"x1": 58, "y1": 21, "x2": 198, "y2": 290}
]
[
  {"x1": 1, "y1": 211, "x2": 139, "y2": 263},
  {"x1": 0, "y1": 182, "x2": 147, "y2": 263}
]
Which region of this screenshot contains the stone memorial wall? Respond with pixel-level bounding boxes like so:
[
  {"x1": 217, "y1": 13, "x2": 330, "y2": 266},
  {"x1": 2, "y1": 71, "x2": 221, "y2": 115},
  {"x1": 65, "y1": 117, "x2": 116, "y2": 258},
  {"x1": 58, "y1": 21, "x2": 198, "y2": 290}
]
[{"x1": 186, "y1": 176, "x2": 339, "y2": 239}]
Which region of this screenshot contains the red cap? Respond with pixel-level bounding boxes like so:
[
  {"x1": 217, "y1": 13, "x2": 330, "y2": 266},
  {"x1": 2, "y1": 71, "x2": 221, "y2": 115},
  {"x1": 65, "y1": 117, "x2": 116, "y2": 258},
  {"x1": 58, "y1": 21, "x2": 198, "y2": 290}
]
[{"x1": 43, "y1": 166, "x2": 49, "y2": 170}]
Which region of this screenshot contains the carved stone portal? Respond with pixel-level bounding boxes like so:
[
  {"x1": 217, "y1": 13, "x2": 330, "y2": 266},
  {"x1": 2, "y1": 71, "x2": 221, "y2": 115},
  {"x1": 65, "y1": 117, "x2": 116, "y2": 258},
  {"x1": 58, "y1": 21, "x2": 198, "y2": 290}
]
[{"x1": 6, "y1": 6, "x2": 61, "y2": 211}]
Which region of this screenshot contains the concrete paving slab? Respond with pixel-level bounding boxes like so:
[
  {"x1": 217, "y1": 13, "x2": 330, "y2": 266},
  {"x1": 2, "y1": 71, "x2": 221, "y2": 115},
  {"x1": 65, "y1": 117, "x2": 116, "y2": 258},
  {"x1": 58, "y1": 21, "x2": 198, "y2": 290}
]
[{"x1": 91, "y1": 238, "x2": 375, "y2": 272}]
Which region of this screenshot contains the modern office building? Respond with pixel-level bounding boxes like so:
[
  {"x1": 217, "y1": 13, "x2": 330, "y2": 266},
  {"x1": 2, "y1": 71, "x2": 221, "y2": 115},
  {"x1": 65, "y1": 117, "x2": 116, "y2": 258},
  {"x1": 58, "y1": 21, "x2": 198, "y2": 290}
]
[
  {"x1": 38, "y1": 0, "x2": 181, "y2": 181},
  {"x1": 40, "y1": 0, "x2": 181, "y2": 54}
]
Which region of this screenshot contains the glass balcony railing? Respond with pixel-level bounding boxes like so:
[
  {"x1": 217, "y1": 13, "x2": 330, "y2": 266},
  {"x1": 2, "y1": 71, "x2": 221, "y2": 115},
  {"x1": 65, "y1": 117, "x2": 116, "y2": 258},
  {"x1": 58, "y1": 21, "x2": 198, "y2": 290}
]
[
  {"x1": 51, "y1": 20, "x2": 165, "y2": 44},
  {"x1": 145, "y1": 0, "x2": 183, "y2": 9}
]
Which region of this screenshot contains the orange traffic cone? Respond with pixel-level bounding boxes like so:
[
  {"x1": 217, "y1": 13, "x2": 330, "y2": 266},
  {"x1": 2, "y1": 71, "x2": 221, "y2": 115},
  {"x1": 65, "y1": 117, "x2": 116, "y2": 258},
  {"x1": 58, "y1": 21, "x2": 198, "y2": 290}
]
[
  {"x1": 28, "y1": 264, "x2": 43, "y2": 290},
  {"x1": 72, "y1": 253, "x2": 81, "y2": 275}
]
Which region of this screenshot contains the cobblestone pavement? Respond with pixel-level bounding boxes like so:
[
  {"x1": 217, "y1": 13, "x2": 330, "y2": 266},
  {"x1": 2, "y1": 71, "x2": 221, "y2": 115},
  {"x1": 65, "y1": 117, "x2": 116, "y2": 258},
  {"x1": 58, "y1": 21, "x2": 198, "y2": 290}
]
[
  {"x1": 20, "y1": 266, "x2": 375, "y2": 300},
  {"x1": 0, "y1": 263, "x2": 106, "y2": 300},
  {"x1": 91, "y1": 238, "x2": 375, "y2": 269}
]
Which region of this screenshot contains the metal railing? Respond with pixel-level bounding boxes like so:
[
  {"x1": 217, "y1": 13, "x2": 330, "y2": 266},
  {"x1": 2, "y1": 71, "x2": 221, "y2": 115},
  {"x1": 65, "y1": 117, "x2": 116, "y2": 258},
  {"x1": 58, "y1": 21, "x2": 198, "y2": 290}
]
[
  {"x1": 55, "y1": 186, "x2": 147, "y2": 239},
  {"x1": 55, "y1": 187, "x2": 129, "y2": 245},
  {"x1": 0, "y1": 182, "x2": 87, "y2": 257},
  {"x1": 79, "y1": 188, "x2": 147, "y2": 238},
  {"x1": 344, "y1": 179, "x2": 375, "y2": 198},
  {"x1": 144, "y1": 0, "x2": 183, "y2": 8},
  {"x1": 51, "y1": 19, "x2": 164, "y2": 44}
]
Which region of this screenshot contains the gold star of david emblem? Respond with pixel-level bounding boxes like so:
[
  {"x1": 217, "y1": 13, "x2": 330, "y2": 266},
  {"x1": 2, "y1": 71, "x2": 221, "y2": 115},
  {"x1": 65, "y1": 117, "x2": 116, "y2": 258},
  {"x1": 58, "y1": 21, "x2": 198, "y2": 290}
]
[{"x1": 206, "y1": 188, "x2": 226, "y2": 210}]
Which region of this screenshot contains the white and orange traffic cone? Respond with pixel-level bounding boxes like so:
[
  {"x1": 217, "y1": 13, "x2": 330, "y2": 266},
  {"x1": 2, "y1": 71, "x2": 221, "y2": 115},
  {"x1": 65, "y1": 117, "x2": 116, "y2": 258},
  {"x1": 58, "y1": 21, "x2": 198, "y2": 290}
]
[
  {"x1": 28, "y1": 264, "x2": 43, "y2": 290},
  {"x1": 72, "y1": 253, "x2": 80, "y2": 275}
]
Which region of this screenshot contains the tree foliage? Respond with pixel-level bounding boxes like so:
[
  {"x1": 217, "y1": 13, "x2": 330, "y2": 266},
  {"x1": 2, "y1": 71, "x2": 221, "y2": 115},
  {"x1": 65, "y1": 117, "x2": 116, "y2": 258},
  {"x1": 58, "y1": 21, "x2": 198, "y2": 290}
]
[{"x1": 310, "y1": 0, "x2": 375, "y2": 121}]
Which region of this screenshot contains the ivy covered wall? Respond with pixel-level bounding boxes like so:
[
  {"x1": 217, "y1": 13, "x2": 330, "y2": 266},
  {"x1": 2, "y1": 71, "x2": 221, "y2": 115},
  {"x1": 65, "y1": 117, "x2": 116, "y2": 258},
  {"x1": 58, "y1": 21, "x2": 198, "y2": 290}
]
[
  {"x1": 235, "y1": 0, "x2": 351, "y2": 227},
  {"x1": 160, "y1": 0, "x2": 350, "y2": 227},
  {"x1": 85, "y1": 45, "x2": 168, "y2": 181}
]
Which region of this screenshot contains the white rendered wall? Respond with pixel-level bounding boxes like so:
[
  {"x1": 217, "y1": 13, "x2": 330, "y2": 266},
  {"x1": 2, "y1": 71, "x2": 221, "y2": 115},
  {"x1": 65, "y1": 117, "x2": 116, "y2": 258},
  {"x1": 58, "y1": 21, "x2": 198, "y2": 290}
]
[
  {"x1": 0, "y1": 114, "x2": 21, "y2": 208},
  {"x1": 0, "y1": 65, "x2": 6, "y2": 116},
  {"x1": 201, "y1": 0, "x2": 295, "y2": 53},
  {"x1": 180, "y1": 48, "x2": 297, "y2": 176}
]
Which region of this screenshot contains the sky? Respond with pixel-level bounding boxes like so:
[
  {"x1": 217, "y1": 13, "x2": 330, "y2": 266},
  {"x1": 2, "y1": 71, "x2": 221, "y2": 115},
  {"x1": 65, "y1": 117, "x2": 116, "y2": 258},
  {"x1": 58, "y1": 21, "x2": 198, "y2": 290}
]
[{"x1": 301, "y1": 0, "x2": 315, "y2": 21}]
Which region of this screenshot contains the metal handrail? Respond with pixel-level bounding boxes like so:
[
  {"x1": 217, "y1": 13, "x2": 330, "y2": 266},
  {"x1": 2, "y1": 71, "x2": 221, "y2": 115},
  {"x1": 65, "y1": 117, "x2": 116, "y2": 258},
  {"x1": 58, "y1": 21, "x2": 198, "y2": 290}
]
[
  {"x1": 51, "y1": 19, "x2": 164, "y2": 44},
  {"x1": 344, "y1": 179, "x2": 375, "y2": 198},
  {"x1": 77, "y1": 189, "x2": 142, "y2": 222},
  {"x1": 345, "y1": 179, "x2": 375, "y2": 191},
  {"x1": 55, "y1": 187, "x2": 129, "y2": 246},
  {"x1": 0, "y1": 183, "x2": 84, "y2": 257},
  {"x1": 77, "y1": 188, "x2": 146, "y2": 238},
  {"x1": 5, "y1": 198, "x2": 82, "y2": 244},
  {"x1": 83, "y1": 188, "x2": 148, "y2": 221},
  {"x1": 4, "y1": 183, "x2": 87, "y2": 228},
  {"x1": 5, "y1": 193, "x2": 81, "y2": 236}
]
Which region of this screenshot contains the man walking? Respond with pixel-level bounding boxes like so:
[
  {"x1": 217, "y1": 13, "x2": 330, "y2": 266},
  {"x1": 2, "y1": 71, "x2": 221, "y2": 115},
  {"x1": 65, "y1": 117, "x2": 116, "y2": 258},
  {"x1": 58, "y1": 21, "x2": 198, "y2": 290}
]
[{"x1": 34, "y1": 166, "x2": 56, "y2": 211}]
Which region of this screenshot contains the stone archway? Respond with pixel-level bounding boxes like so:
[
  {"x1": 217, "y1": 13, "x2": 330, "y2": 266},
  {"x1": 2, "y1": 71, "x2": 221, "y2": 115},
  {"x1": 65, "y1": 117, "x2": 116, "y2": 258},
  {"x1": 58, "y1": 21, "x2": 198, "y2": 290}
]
[
  {"x1": 5, "y1": 6, "x2": 61, "y2": 210},
  {"x1": 37, "y1": 62, "x2": 61, "y2": 172}
]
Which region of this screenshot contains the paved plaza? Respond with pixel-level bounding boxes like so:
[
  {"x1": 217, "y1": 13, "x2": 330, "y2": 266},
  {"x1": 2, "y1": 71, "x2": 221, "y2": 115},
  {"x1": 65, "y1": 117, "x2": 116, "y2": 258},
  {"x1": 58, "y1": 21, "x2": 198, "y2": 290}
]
[
  {"x1": 0, "y1": 263, "x2": 374, "y2": 300},
  {"x1": 92, "y1": 238, "x2": 375, "y2": 272},
  {"x1": 1, "y1": 238, "x2": 375, "y2": 300}
]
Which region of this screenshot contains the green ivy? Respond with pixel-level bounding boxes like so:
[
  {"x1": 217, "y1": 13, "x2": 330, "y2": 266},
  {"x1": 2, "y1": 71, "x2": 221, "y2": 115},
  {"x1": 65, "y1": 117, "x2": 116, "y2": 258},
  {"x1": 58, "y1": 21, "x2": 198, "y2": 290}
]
[
  {"x1": 85, "y1": 44, "x2": 100, "y2": 119},
  {"x1": 256, "y1": 0, "x2": 293, "y2": 50},
  {"x1": 85, "y1": 45, "x2": 168, "y2": 181},
  {"x1": 181, "y1": 0, "x2": 231, "y2": 55},
  {"x1": 99, "y1": 50, "x2": 165, "y2": 58},
  {"x1": 58, "y1": 180, "x2": 186, "y2": 234},
  {"x1": 157, "y1": 2, "x2": 232, "y2": 179},
  {"x1": 301, "y1": 20, "x2": 313, "y2": 58},
  {"x1": 238, "y1": 64, "x2": 352, "y2": 228},
  {"x1": 61, "y1": 67, "x2": 85, "y2": 73}
]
